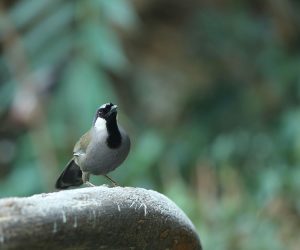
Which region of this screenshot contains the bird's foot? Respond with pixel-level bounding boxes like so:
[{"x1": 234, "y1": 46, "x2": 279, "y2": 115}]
[{"x1": 104, "y1": 175, "x2": 119, "y2": 187}]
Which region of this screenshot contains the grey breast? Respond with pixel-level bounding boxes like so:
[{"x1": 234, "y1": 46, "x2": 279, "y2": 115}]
[{"x1": 82, "y1": 126, "x2": 130, "y2": 175}]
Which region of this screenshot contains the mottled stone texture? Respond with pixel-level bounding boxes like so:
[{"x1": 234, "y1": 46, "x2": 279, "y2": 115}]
[{"x1": 0, "y1": 186, "x2": 202, "y2": 250}]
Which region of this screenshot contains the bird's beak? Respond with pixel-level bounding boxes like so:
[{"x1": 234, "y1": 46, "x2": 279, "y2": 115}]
[{"x1": 108, "y1": 105, "x2": 118, "y2": 116}]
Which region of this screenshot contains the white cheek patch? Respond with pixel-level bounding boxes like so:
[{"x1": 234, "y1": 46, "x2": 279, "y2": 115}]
[{"x1": 94, "y1": 117, "x2": 106, "y2": 131}]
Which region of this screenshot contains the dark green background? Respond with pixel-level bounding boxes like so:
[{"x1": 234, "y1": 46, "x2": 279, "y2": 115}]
[{"x1": 1, "y1": 0, "x2": 300, "y2": 249}]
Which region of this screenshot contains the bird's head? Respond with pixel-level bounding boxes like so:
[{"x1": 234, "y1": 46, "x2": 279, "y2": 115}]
[
  {"x1": 93, "y1": 103, "x2": 118, "y2": 130},
  {"x1": 97, "y1": 103, "x2": 118, "y2": 120}
]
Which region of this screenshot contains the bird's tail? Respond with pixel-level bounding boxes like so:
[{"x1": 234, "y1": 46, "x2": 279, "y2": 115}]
[{"x1": 55, "y1": 159, "x2": 83, "y2": 189}]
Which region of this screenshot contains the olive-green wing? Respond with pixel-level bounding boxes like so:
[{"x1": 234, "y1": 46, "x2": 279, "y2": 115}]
[{"x1": 73, "y1": 129, "x2": 91, "y2": 155}]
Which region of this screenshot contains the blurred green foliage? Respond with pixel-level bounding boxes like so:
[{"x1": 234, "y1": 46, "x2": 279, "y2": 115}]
[{"x1": 1, "y1": 0, "x2": 300, "y2": 249}]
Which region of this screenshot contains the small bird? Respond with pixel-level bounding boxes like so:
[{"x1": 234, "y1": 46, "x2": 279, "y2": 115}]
[{"x1": 55, "y1": 103, "x2": 130, "y2": 189}]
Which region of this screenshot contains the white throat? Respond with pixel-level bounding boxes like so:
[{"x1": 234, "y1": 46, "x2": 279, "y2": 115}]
[{"x1": 94, "y1": 117, "x2": 107, "y2": 131}]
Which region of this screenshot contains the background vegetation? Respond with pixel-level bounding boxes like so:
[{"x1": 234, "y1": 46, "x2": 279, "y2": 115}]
[{"x1": 1, "y1": 0, "x2": 300, "y2": 249}]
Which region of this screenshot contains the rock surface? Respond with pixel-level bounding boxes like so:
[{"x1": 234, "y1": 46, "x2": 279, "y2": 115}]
[{"x1": 0, "y1": 186, "x2": 202, "y2": 250}]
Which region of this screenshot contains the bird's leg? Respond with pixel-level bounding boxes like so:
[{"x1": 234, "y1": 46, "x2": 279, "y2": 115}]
[
  {"x1": 104, "y1": 175, "x2": 118, "y2": 187},
  {"x1": 82, "y1": 172, "x2": 95, "y2": 187}
]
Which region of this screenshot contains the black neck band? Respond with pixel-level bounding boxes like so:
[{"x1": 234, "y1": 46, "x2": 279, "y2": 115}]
[{"x1": 106, "y1": 113, "x2": 122, "y2": 149}]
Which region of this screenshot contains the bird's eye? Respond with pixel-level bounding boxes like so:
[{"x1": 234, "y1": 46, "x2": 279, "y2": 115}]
[
  {"x1": 97, "y1": 103, "x2": 114, "y2": 118},
  {"x1": 99, "y1": 107, "x2": 109, "y2": 115}
]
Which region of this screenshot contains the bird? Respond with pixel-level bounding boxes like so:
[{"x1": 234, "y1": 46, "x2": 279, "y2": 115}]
[{"x1": 55, "y1": 102, "x2": 130, "y2": 189}]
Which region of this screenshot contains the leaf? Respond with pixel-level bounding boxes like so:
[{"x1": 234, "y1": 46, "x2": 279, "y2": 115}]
[
  {"x1": 80, "y1": 21, "x2": 128, "y2": 72},
  {"x1": 22, "y1": 1, "x2": 73, "y2": 55},
  {"x1": 94, "y1": 0, "x2": 138, "y2": 30},
  {"x1": 9, "y1": 0, "x2": 59, "y2": 29}
]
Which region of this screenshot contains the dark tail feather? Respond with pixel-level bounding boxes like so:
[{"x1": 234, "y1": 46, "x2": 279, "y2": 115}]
[{"x1": 55, "y1": 159, "x2": 83, "y2": 189}]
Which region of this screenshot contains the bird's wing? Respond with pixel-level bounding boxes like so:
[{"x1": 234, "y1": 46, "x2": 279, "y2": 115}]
[{"x1": 73, "y1": 130, "x2": 91, "y2": 156}]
